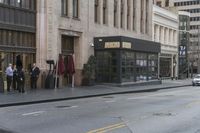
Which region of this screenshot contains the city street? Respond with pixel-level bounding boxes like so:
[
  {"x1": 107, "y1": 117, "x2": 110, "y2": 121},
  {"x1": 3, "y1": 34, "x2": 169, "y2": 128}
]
[{"x1": 0, "y1": 86, "x2": 200, "y2": 133}]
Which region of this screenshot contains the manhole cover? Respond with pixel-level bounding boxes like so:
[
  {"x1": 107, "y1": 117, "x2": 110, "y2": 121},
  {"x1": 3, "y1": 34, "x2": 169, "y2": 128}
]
[
  {"x1": 56, "y1": 105, "x2": 72, "y2": 108},
  {"x1": 153, "y1": 112, "x2": 173, "y2": 116}
]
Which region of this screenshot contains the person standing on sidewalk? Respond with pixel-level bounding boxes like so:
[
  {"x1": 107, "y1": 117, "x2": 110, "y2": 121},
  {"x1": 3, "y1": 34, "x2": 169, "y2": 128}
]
[
  {"x1": 12, "y1": 64, "x2": 18, "y2": 90},
  {"x1": 17, "y1": 68, "x2": 25, "y2": 93},
  {"x1": 5, "y1": 63, "x2": 13, "y2": 92},
  {"x1": 30, "y1": 63, "x2": 40, "y2": 89}
]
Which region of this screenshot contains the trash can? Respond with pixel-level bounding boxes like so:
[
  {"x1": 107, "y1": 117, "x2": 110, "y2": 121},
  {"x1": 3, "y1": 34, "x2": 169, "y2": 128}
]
[
  {"x1": 45, "y1": 60, "x2": 55, "y2": 89},
  {"x1": 45, "y1": 74, "x2": 54, "y2": 89}
]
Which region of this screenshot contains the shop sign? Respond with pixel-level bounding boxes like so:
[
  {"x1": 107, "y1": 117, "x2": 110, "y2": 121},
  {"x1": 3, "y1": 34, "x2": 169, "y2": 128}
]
[
  {"x1": 122, "y1": 42, "x2": 131, "y2": 49},
  {"x1": 105, "y1": 42, "x2": 120, "y2": 48}
]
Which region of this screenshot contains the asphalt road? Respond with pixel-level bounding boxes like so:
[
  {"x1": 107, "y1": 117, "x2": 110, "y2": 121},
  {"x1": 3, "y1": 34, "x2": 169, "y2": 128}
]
[{"x1": 0, "y1": 86, "x2": 200, "y2": 133}]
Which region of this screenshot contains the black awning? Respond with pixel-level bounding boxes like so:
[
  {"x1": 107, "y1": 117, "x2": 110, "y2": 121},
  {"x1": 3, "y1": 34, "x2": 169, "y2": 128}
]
[{"x1": 94, "y1": 36, "x2": 161, "y2": 53}]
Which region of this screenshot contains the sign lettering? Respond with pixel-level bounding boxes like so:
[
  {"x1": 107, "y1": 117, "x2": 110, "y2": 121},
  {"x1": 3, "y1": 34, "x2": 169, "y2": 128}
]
[
  {"x1": 122, "y1": 42, "x2": 131, "y2": 49},
  {"x1": 105, "y1": 42, "x2": 120, "y2": 48}
]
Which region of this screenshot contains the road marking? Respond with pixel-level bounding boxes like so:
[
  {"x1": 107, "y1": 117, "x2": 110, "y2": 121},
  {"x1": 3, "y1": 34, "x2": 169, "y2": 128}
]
[
  {"x1": 87, "y1": 122, "x2": 126, "y2": 133},
  {"x1": 99, "y1": 124, "x2": 126, "y2": 133},
  {"x1": 22, "y1": 111, "x2": 45, "y2": 116},
  {"x1": 185, "y1": 100, "x2": 200, "y2": 108},
  {"x1": 105, "y1": 100, "x2": 116, "y2": 103}
]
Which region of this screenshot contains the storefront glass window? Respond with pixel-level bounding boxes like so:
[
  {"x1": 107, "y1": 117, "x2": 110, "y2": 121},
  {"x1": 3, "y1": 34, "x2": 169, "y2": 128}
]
[
  {"x1": 136, "y1": 52, "x2": 148, "y2": 81},
  {"x1": 121, "y1": 51, "x2": 135, "y2": 82},
  {"x1": 96, "y1": 51, "x2": 119, "y2": 83},
  {"x1": 148, "y1": 54, "x2": 158, "y2": 80}
]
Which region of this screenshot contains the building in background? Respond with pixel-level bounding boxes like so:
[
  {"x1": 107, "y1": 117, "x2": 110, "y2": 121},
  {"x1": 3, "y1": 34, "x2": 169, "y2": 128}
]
[
  {"x1": 154, "y1": 0, "x2": 200, "y2": 75},
  {"x1": 173, "y1": 0, "x2": 200, "y2": 74},
  {"x1": 152, "y1": 5, "x2": 178, "y2": 79},
  {"x1": 178, "y1": 11, "x2": 190, "y2": 79}
]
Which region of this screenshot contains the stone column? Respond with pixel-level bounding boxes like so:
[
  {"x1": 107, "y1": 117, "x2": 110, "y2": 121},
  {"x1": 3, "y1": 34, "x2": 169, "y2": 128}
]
[
  {"x1": 161, "y1": 26, "x2": 165, "y2": 44},
  {"x1": 135, "y1": 0, "x2": 141, "y2": 33},
  {"x1": 155, "y1": 25, "x2": 160, "y2": 42},
  {"x1": 117, "y1": 0, "x2": 121, "y2": 28},
  {"x1": 129, "y1": 0, "x2": 133, "y2": 30},
  {"x1": 123, "y1": 0, "x2": 127, "y2": 30},
  {"x1": 68, "y1": 0, "x2": 73, "y2": 18},
  {"x1": 170, "y1": 29, "x2": 173, "y2": 45},
  {"x1": 166, "y1": 28, "x2": 169, "y2": 45},
  {"x1": 36, "y1": 0, "x2": 47, "y2": 70},
  {"x1": 108, "y1": 0, "x2": 113, "y2": 27}
]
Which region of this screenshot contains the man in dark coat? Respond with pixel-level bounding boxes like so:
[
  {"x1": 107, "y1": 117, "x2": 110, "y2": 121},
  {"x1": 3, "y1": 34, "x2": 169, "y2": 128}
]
[
  {"x1": 12, "y1": 65, "x2": 18, "y2": 90},
  {"x1": 17, "y1": 69, "x2": 25, "y2": 93},
  {"x1": 30, "y1": 63, "x2": 40, "y2": 89}
]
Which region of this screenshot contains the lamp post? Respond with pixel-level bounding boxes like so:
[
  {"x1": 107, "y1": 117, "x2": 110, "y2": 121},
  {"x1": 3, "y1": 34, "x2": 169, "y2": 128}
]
[{"x1": 173, "y1": 58, "x2": 177, "y2": 80}]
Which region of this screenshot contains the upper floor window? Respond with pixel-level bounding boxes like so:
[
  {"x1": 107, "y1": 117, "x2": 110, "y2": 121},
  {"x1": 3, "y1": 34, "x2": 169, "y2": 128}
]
[
  {"x1": 0, "y1": 0, "x2": 35, "y2": 10},
  {"x1": 73, "y1": 0, "x2": 79, "y2": 18},
  {"x1": 61, "y1": 0, "x2": 68, "y2": 16},
  {"x1": 0, "y1": 0, "x2": 9, "y2": 4},
  {"x1": 120, "y1": 0, "x2": 124, "y2": 28},
  {"x1": 127, "y1": 0, "x2": 130, "y2": 30},
  {"x1": 156, "y1": 1, "x2": 161, "y2": 7},
  {"x1": 94, "y1": 0, "x2": 98, "y2": 23},
  {"x1": 103, "y1": 0, "x2": 107, "y2": 24},
  {"x1": 114, "y1": 0, "x2": 117, "y2": 27},
  {"x1": 133, "y1": 0, "x2": 135, "y2": 31}
]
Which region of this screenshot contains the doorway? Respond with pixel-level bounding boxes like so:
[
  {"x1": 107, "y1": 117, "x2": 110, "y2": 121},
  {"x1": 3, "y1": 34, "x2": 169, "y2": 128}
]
[{"x1": 61, "y1": 35, "x2": 75, "y2": 87}]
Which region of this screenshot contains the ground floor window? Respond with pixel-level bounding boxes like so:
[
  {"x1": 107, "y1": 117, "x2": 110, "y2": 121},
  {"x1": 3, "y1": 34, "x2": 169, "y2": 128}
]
[
  {"x1": 136, "y1": 52, "x2": 148, "y2": 81},
  {"x1": 96, "y1": 50, "x2": 158, "y2": 83},
  {"x1": 160, "y1": 58, "x2": 171, "y2": 77},
  {"x1": 96, "y1": 50, "x2": 119, "y2": 83},
  {"x1": 0, "y1": 52, "x2": 35, "y2": 72},
  {"x1": 121, "y1": 51, "x2": 135, "y2": 82}
]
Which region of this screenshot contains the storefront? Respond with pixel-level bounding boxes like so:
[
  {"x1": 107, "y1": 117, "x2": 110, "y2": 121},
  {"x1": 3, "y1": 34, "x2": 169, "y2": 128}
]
[
  {"x1": 94, "y1": 36, "x2": 161, "y2": 84},
  {"x1": 0, "y1": 0, "x2": 36, "y2": 89}
]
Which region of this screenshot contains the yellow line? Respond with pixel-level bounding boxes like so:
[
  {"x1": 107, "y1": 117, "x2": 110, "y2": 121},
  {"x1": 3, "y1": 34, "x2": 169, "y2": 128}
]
[
  {"x1": 97, "y1": 124, "x2": 126, "y2": 133},
  {"x1": 87, "y1": 122, "x2": 125, "y2": 133},
  {"x1": 186, "y1": 100, "x2": 200, "y2": 108}
]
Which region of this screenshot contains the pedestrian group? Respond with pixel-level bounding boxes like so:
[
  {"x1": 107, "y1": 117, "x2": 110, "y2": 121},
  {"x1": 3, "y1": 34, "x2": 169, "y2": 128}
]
[{"x1": 5, "y1": 62, "x2": 40, "y2": 93}]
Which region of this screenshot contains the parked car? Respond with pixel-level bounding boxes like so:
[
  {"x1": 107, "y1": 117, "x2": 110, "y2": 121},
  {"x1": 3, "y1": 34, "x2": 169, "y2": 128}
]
[{"x1": 192, "y1": 74, "x2": 200, "y2": 86}]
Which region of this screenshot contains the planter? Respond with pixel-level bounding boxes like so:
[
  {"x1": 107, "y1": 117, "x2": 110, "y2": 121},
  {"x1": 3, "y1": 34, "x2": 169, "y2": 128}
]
[{"x1": 82, "y1": 78, "x2": 95, "y2": 86}]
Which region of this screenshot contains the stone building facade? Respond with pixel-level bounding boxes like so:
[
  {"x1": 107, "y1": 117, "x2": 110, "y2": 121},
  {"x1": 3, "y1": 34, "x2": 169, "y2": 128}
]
[
  {"x1": 153, "y1": 5, "x2": 178, "y2": 79},
  {"x1": 37, "y1": 0, "x2": 154, "y2": 86}
]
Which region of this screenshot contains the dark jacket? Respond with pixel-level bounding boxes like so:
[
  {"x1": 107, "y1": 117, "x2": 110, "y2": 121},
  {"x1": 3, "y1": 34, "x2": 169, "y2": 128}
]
[
  {"x1": 17, "y1": 70, "x2": 25, "y2": 83},
  {"x1": 31, "y1": 67, "x2": 40, "y2": 78}
]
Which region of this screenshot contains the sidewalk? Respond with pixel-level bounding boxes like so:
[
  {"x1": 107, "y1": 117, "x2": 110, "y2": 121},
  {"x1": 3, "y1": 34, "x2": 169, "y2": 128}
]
[{"x1": 0, "y1": 79, "x2": 191, "y2": 107}]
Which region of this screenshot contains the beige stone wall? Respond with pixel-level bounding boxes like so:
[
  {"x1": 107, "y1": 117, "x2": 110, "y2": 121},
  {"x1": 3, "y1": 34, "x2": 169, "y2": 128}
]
[{"x1": 37, "y1": 0, "x2": 153, "y2": 86}]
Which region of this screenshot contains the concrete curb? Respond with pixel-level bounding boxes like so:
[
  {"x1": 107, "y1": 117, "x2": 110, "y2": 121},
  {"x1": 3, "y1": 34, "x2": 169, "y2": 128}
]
[{"x1": 0, "y1": 84, "x2": 191, "y2": 108}]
